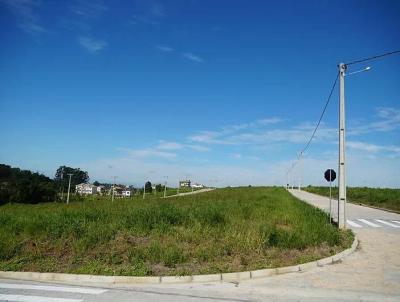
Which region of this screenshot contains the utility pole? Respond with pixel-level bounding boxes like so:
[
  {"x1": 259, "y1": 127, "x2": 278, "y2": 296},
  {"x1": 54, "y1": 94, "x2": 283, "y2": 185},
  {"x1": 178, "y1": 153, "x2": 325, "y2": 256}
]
[
  {"x1": 143, "y1": 181, "x2": 146, "y2": 199},
  {"x1": 66, "y1": 173, "x2": 73, "y2": 205},
  {"x1": 298, "y1": 152, "x2": 303, "y2": 191},
  {"x1": 60, "y1": 168, "x2": 64, "y2": 201},
  {"x1": 338, "y1": 63, "x2": 347, "y2": 229},
  {"x1": 111, "y1": 176, "x2": 117, "y2": 203},
  {"x1": 164, "y1": 176, "x2": 168, "y2": 198}
]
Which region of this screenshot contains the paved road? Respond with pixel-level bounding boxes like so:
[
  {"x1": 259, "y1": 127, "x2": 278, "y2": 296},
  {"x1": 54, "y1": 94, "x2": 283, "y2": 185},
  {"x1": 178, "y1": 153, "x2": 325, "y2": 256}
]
[{"x1": 1, "y1": 189, "x2": 399, "y2": 301}]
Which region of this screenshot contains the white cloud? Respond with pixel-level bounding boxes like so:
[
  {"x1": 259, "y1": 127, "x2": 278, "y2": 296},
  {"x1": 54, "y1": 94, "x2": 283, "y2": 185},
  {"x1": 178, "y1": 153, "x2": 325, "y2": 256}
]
[
  {"x1": 347, "y1": 141, "x2": 400, "y2": 154},
  {"x1": 156, "y1": 45, "x2": 174, "y2": 52},
  {"x1": 187, "y1": 145, "x2": 210, "y2": 152},
  {"x1": 126, "y1": 148, "x2": 177, "y2": 160},
  {"x1": 78, "y1": 36, "x2": 107, "y2": 53},
  {"x1": 70, "y1": 1, "x2": 108, "y2": 18},
  {"x1": 151, "y1": 2, "x2": 165, "y2": 17},
  {"x1": 182, "y1": 52, "x2": 204, "y2": 63},
  {"x1": 130, "y1": 14, "x2": 159, "y2": 26},
  {"x1": 157, "y1": 141, "x2": 184, "y2": 150},
  {"x1": 1, "y1": 0, "x2": 45, "y2": 35},
  {"x1": 349, "y1": 107, "x2": 400, "y2": 135}
]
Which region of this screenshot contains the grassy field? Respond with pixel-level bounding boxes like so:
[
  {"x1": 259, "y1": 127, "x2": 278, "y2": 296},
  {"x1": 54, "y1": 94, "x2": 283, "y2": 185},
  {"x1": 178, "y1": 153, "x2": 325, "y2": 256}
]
[
  {"x1": 0, "y1": 187, "x2": 353, "y2": 276},
  {"x1": 303, "y1": 186, "x2": 400, "y2": 212}
]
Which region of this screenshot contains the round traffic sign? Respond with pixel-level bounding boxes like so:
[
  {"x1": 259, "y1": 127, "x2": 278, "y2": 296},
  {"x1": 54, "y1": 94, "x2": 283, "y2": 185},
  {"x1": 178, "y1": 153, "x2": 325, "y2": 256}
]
[{"x1": 324, "y1": 169, "x2": 336, "y2": 182}]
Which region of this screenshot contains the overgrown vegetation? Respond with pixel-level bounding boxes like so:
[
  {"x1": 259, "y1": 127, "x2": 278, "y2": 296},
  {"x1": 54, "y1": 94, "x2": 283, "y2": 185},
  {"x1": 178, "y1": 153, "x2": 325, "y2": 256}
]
[
  {"x1": 0, "y1": 187, "x2": 353, "y2": 276},
  {"x1": 304, "y1": 186, "x2": 400, "y2": 212}
]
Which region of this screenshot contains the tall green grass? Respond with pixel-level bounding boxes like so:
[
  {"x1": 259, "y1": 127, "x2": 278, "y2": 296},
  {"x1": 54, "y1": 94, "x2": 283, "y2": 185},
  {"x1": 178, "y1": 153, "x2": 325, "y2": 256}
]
[
  {"x1": 0, "y1": 187, "x2": 352, "y2": 276},
  {"x1": 304, "y1": 186, "x2": 400, "y2": 212}
]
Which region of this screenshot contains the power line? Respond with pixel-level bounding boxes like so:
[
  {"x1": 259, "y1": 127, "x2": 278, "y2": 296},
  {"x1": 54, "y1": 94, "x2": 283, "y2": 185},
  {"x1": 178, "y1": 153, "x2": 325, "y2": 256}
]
[
  {"x1": 286, "y1": 71, "x2": 339, "y2": 177},
  {"x1": 300, "y1": 72, "x2": 339, "y2": 156},
  {"x1": 345, "y1": 49, "x2": 400, "y2": 66}
]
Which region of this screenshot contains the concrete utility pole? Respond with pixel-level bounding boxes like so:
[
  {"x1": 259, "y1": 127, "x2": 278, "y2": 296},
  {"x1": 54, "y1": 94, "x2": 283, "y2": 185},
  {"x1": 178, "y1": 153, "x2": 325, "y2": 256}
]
[
  {"x1": 338, "y1": 63, "x2": 347, "y2": 229},
  {"x1": 298, "y1": 152, "x2": 303, "y2": 191},
  {"x1": 111, "y1": 176, "x2": 117, "y2": 203},
  {"x1": 164, "y1": 176, "x2": 168, "y2": 198},
  {"x1": 60, "y1": 168, "x2": 64, "y2": 201},
  {"x1": 66, "y1": 173, "x2": 73, "y2": 205}
]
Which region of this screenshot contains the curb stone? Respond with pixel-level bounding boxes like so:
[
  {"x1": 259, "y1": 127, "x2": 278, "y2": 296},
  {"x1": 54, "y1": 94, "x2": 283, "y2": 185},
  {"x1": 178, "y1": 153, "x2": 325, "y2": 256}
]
[{"x1": 0, "y1": 236, "x2": 358, "y2": 286}]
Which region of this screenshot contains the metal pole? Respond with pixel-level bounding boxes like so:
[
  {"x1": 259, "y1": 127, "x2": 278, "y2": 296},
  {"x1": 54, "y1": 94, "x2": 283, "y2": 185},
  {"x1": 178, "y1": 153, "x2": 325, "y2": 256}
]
[
  {"x1": 66, "y1": 173, "x2": 73, "y2": 205},
  {"x1": 338, "y1": 63, "x2": 347, "y2": 229},
  {"x1": 329, "y1": 170, "x2": 332, "y2": 223}
]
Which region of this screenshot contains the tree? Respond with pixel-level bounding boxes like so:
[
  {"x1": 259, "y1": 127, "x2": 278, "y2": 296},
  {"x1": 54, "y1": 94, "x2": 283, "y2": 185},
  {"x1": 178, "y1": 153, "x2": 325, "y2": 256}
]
[
  {"x1": 155, "y1": 184, "x2": 164, "y2": 192},
  {"x1": 54, "y1": 166, "x2": 89, "y2": 193},
  {"x1": 145, "y1": 181, "x2": 152, "y2": 193},
  {"x1": 0, "y1": 164, "x2": 57, "y2": 205},
  {"x1": 93, "y1": 181, "x2": 100, "y2": 186}
]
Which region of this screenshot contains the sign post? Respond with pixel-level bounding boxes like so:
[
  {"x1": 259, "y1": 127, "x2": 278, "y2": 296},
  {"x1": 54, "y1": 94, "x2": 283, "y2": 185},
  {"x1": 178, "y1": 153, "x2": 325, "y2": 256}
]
[{"x1": 324, "y1": 169, "x2": 336, "y2": 222}]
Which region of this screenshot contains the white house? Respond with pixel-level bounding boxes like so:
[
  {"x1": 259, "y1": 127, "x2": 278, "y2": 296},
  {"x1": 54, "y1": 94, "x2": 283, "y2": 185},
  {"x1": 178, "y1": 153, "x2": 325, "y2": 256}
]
[
  {"x1": 192, "y1": 183, "x2": 205, "y2": 189},
  {"x1": 179, "y1": 180, "x2": 191, "y2": 187},
  {"x1": 121, "y1": 190, "x2": 131, "y2": 197},
  {"x1": 76, "y1": 183, "x2": 97, "y2": 195},
  {"x1": 97, "y1": 185, "x2": 106, "y2": 195}
]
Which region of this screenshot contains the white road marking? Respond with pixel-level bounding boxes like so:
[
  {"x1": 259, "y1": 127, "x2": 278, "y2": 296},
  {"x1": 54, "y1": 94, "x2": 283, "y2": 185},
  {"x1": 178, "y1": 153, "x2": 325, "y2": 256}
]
[
  {"x1": 0, "y1": 283, "x2": 107, "y2": 294},
  {"x1": 375, "y1": 219, "x2": 400, "y2": 228},
  {"x1": 357, "y1": 219, "x2": 382, "y2": 228},
  {"x1": 0, "y1": 294, "x2": 82, "y2": 302},
  {"x1": 392, "y1": 220, "x2": 400, "y2": 225},
  {"x1": 346, "y1": 220, "x2": 362, "y2": 228}
]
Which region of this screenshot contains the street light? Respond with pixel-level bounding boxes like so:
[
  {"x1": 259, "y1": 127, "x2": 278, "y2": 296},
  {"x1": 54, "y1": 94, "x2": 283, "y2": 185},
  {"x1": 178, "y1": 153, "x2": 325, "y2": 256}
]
[{"x1": 337, "y1": 64, "x2": 371, "y2": 229}]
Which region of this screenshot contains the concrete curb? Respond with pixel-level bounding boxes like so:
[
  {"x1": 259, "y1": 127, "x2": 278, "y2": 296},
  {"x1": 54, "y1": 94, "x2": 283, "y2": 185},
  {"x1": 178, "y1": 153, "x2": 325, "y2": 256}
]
[{"x1": 0, "y1": 236, "x2": 358, "y2": 286}]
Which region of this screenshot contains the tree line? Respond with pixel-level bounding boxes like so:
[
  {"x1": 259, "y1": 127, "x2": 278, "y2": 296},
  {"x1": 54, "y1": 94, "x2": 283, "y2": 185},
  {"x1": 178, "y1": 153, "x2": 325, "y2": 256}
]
[
  {"x1": 0, "y1": 164, "x2": 165, "y2": 205},
  {"x1": 0, "y1": 164, "x2": 90, "y2": 205}
]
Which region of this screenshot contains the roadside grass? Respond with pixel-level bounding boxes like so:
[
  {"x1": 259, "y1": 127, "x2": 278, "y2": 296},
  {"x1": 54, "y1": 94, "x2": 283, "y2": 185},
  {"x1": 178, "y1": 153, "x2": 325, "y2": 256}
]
[
  {"x1": 0, "y1": 187, "x2": 353, "y2": 276},
  {"x1": 303, "y1": 186, "x2": 400, "y2": 212}
]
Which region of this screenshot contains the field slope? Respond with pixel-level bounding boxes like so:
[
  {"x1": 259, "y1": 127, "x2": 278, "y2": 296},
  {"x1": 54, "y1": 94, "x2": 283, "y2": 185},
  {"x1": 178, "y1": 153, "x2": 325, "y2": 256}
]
[
  {"x1": 0, "y1": 187, "x2": 352, "y2": 276},
  {"x1": 303, "y1": 186, "x2": 400, "y2": 212}
]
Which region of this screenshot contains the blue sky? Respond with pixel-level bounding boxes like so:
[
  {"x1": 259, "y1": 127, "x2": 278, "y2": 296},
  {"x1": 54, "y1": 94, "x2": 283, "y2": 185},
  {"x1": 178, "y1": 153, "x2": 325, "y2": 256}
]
[{"x1": 0, "y1": 0, "x2": 399, "y2": 187}]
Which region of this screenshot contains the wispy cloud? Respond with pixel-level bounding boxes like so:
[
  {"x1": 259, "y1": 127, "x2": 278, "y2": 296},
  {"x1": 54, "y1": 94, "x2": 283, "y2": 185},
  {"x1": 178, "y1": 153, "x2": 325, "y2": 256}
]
[
  {"x1": 151, "y1": 2, "x2": 166, "y2": 17},
  {"x1": 70, "y1": 0, "x2": 108, "y2": 18},
  {"x1": 347, "y1": 141, "x2": 400, "y2": 154},
  {"x1": 157, "y1": 141, "x2": 184, "y2": 150},
  {"x1": 78, "y1": 36, "x2": 107, "y2": 53},
  {"x1": 182, "y1": 52, "x2": 204, "y2": 63},
  {"x1": 187, "y1": 117, "x2": 332, "y2": 146},
  {"x1": 156, "y1": 45, "x2": 174, "y2": 52},
  {"x1": 126, "y1": 148, "x2": 177, "y2": 160},
  {"x1": 130, "y1": 14, "x2": 159, "y2": 26},
  {"x1": 349, "y1": 107, "x2": 400, "y2": 135},
  {"x1": 1, "y1": 0, "x2": 45, "y2": 35}
]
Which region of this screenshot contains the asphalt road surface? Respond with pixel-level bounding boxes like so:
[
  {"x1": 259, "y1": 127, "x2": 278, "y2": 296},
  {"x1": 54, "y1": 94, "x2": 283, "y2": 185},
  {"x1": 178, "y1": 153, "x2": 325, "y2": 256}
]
[{"x1": 1, "y1": 189, "x2": 399, "y2": 301}]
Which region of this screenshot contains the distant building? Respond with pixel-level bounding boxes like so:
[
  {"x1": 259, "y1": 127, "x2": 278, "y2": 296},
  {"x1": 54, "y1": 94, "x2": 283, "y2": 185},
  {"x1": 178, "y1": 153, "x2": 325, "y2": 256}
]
[
  {"x1": 97, "y1": 185, "x2": 106, "y2": 195},
  {"x1": 109, "y1": 186, "x2": 132, "y2": 198},
  {"x1": 76, "y1": 183, "x2": 97, "y2": 195},
  {"x1": 179, "y1": 180, "x2": 191, "y2": 187},
  {"x1": 192, "y1": 183, "x2": 205, "y2": 189},
  {"x1": 121, "y1": 189, "x2": 131, "y2": 197}
]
